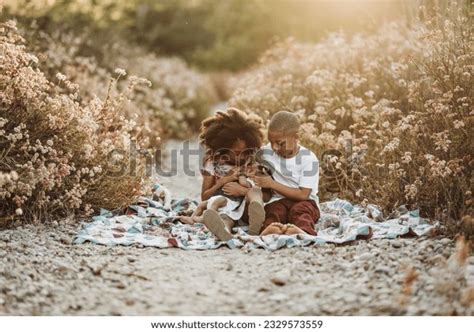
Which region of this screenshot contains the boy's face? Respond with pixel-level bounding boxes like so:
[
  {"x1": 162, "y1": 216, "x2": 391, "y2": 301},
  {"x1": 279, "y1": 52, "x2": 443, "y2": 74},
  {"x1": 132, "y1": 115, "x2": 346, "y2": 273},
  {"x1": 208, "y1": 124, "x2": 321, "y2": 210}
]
[{"x1": 268, "y1": 130, "x2": 299, "y2": 158}]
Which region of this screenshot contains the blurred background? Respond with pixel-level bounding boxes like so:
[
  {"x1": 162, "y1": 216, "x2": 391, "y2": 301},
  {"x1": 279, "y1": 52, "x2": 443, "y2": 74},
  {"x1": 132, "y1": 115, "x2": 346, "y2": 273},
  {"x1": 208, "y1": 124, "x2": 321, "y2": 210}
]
[{"x1": 2, "y1": 0, "x2": 434, "y2": 72}]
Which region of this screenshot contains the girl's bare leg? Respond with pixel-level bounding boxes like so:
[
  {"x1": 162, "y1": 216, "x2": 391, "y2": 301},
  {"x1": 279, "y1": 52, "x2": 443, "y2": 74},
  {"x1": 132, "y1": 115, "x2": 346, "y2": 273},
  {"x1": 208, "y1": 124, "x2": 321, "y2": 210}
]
[
  {"x1": 246, "y1": 187, "x2": 265, "y2": 235},
  {"x1": 192, "y1": 215, "x2": 204, "y2": 223},
  {"x1": 246, "y1": 186, "x2": 263, "y2": 204},
  {"x1": 178, "y1": 216, "x2": 195, "y2": 224},
  {"x1": 220, "y1": 214, "x2": 236, "y2": 233},
  {"x1": 194, "y1": 200, "x2": 208, "y2": 216},
  {"x1": 209, "y1": 196, "x2": 227, "y2": 211},
  {"x1": 179, "y1": 200, "x2": 208, "y2": 224}
]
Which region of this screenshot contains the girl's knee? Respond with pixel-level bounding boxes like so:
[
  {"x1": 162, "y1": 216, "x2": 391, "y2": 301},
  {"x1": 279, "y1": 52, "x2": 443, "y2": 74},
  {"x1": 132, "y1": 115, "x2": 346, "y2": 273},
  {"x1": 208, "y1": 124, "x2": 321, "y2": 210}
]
[
  {"x1": 215, "y1": 196, "x2": 227, "y2": 207},
  {"x1": 248, "y1": 186, "x2": 262, "y2": 194},
  {"x1": 209, "y1": 197, "x2": 227, "y2": 211},
  {"x1": 246, "y1": 186, "x2": 262, "y2": 199}
]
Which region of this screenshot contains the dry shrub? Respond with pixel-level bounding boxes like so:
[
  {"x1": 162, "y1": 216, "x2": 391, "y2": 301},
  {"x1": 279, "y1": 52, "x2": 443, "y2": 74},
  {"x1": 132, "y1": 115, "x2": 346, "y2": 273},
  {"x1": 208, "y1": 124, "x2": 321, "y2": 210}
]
[
  {"x1": 229, "y1": 7, "x2": 473, "y2": 238},
  {"x1": 108, "y1": 47, "x2": 218, "y2": 138},
  {"x1": 6, "y1": 24, "x2": 163, "y2": 150},
  {"x1": 18, "y1": 22, "x2": 217, "y2": 142},
  {"x1": 0, "y1": 20, "x2": 151, "y2": 221}
]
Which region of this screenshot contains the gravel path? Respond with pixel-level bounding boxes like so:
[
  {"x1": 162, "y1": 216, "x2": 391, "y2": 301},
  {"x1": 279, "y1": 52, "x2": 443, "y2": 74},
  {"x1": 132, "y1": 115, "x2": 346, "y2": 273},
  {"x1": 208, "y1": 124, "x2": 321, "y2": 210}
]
[{"x1": 0, "y1": 139, "x2": 473, "y2": 315}]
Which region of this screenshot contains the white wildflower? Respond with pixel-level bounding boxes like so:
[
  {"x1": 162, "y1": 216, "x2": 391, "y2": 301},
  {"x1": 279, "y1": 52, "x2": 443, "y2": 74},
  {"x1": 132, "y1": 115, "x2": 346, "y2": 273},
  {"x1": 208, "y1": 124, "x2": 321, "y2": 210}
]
[
  {"x1": 115, "y1": 68, "x2": 127, "y2": 76},
  {"x1": 56, "y1": 73, "x2": 67, "y2": 81}
]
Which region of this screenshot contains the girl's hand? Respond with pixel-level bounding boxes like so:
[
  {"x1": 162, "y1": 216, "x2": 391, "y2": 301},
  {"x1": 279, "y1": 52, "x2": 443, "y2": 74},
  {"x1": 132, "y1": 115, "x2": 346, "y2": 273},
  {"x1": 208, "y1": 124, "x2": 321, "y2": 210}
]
[
  {"x1": 218, "y1": 168, "x2": 239, "y2": 186},
  {"x1": 222, "y1": 182, "x2": 249, "y2": 196},
  {"x1": 244, "y1": 165, "x2": 257, "y2": 177}
]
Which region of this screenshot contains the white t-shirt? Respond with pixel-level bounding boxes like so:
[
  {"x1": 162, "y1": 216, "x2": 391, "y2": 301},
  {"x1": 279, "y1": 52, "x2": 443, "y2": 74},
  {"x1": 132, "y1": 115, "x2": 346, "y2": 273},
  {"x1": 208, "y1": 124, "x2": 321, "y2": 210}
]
[{"x1": 260, "y1": 143, "x2": 320, "y2": 207}]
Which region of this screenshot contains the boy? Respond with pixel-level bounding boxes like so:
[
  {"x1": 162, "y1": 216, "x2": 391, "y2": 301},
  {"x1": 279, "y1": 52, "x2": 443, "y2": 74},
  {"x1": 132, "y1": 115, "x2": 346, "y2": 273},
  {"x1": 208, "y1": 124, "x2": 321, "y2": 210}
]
[{"x1": 250, "y1": 111, "x2": 320, "y2": 235}]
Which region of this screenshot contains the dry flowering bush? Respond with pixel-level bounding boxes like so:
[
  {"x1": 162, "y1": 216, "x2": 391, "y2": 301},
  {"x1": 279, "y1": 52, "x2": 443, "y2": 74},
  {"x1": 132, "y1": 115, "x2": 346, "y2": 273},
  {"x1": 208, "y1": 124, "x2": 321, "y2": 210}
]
[
  {"x1": 0, "y1": 20, "x2": 152, "y2": 221},
  {"x1": 230, "y1": 8, "x2": 472, "y2": 238},
  {"x1": 109, "y1": 47, "x2": 218, "y2": 138},
  {"x1": 19, "y1": 23, "x2": 217, "y2": 142},
  {"x1": 18, "y1": 27, "x2": 163, "y2": 149}
]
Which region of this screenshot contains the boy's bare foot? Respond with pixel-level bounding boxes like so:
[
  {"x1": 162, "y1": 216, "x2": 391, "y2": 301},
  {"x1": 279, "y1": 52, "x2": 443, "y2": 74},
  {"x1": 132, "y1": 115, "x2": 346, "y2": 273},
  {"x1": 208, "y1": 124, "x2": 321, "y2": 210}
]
[
  {"x1": 260, "y1": 222, "x2": 285, "y2": 235},
  {"x1": 248, "y1": 200, "x2": 265, "y2": 235},
  {"x1": 203, "y1": 209, "x2": 233, "y2": 241},
  {"x1": 285, "y1": 224, "x2": 306, "y2": 235}
]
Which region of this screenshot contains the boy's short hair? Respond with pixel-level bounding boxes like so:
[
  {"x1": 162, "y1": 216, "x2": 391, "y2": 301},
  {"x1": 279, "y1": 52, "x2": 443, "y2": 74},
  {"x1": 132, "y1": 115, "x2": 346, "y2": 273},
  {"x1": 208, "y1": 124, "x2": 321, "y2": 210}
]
[{"x1": 268, "y1": 111, "x2": 300, "y2": 134}]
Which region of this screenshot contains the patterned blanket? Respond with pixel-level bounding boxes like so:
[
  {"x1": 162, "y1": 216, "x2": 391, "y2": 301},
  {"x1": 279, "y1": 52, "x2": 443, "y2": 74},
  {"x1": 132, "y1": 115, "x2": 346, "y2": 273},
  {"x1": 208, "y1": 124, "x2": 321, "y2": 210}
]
[{"x1": 74, "y1": 185, "x2": 437, "y2": 251}]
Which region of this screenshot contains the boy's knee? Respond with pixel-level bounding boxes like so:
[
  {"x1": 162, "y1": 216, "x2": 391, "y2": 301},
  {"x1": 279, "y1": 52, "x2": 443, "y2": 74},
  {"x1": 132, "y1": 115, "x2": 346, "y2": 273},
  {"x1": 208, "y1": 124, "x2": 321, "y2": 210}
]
[
  {"x1": 290, "y1": 200, "x2": 308, "y2": 209},
  {"x1": 289, "y1": 201, "x2": 312, "y2": 215},
  {"x1": 265, "y1": 203, "x2": 287, "y2": 219},
  {"x1": 289, "y1": 201, "x2": 318, "y2": 219}
]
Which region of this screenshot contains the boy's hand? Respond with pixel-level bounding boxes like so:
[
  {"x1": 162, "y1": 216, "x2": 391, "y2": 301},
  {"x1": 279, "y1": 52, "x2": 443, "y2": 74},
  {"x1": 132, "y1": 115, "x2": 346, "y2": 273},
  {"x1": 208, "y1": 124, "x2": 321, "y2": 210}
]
[{"x1": 251, "y1": 175, "x2": 274, "y2": 189}]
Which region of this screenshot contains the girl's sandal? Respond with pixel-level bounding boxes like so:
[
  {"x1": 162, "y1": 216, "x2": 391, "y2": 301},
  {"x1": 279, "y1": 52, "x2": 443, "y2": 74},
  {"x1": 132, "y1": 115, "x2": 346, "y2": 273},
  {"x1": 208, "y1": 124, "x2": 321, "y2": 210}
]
[
  {"x1": 248, "y1": 200, "x2": 265, "y2": 235},
  {"x1": 203, "y1": 209, "x2": 233, "y2": 241}
]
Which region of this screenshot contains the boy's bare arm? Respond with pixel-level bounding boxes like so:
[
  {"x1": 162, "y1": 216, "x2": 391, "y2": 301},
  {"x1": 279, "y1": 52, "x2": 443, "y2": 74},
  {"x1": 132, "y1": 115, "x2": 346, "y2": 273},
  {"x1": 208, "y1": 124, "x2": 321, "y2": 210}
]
[
  {"x1": 270, "y1": 181, "x2": 311, "y2": 201},
  {"x1": 251, "y1": 175, "x2": 311, "y2": 201}
]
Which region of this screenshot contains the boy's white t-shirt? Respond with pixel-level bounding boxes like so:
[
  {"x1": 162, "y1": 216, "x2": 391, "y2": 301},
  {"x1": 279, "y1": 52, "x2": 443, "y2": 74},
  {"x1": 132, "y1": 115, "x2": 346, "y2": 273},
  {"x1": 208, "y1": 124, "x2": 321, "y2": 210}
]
[{"x1": 260, "y1": 143, "x2": 320, "y2": 208}]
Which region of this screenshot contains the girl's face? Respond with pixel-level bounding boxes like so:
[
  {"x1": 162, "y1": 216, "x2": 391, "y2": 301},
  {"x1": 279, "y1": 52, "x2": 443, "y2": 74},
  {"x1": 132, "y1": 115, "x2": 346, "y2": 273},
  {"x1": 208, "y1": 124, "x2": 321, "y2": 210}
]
[
  {"x1": 229, "y1": 139, "x2": 248, "y2": 165},
  {"x1": 214, "y1": 139, "x2": 252, "y2": 166}
]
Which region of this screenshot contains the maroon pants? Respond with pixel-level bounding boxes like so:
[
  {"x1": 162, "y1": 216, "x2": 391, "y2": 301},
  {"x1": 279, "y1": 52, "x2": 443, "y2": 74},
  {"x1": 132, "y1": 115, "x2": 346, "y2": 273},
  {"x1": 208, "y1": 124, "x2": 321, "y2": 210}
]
[{"x1": 263, "y1": 198, "x2": 320, "y2": 235}]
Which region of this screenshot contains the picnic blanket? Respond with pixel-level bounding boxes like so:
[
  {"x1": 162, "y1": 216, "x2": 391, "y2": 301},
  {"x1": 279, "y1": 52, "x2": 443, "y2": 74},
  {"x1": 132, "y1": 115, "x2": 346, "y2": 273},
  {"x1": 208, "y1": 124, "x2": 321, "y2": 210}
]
[{"x1": 74, "y1": 184, "x2": 437, "y2": 251}]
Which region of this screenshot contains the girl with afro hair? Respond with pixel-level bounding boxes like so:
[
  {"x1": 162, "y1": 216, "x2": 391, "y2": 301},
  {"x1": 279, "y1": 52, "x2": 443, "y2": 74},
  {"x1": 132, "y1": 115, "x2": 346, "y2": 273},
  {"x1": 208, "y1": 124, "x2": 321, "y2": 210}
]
[{"x1": 179, "y1": 108, "x2": 272, "y2": 240}]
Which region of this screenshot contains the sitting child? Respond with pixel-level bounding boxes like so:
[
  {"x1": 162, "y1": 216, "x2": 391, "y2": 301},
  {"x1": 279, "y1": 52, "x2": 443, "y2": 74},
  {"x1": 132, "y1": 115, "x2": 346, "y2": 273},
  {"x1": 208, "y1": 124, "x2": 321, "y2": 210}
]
[
  {"x1": 179, "y1": 108, "x2": 271, "y2": 241},
  {"x1": 250, "y1": 111, "x2": 321, "y2": 236},
  {"x1": 179, "y1": 159, "x2": 272, "y2": 240}
]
